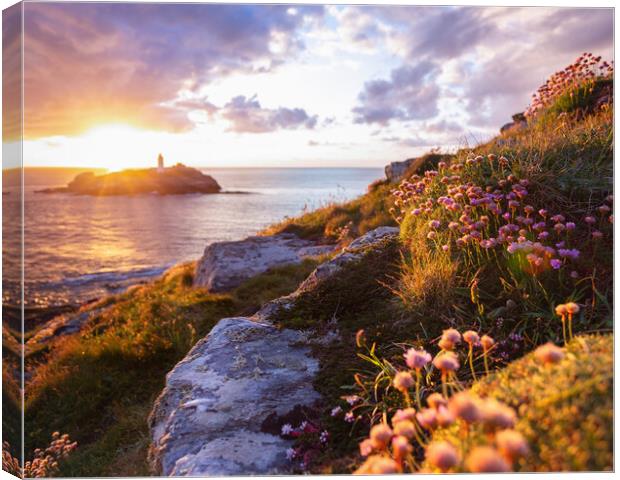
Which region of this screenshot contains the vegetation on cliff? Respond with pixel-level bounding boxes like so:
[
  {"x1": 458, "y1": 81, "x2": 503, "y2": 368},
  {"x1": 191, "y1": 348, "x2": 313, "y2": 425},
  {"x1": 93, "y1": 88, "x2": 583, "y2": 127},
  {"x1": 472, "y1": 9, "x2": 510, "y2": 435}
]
[
  {"x1": 17, "y1": 54, "x2": 613, "y2": 476},
  {"x1": 266, "y1": 54, "x2": 613, "y2": 474},
  {"x1": 24, "y1": 260, "x2": 319, "y2": 476}
]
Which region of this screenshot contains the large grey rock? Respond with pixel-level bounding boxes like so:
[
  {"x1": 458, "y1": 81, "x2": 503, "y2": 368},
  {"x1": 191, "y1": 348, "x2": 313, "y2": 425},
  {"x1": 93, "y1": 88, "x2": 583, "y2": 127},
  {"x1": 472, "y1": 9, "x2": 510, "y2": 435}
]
[
  {"x1": 194, "y1": 233, "x2": 334, "y2": 292},
  {"x1": 149, "y1": 226, "x2": 401, "y2": 476},
  {"x1": 148, "y1": 318, "x2": 321, "y2": 476},
  {"x1": 252, "y1": 226, "x2": 399, "y2": 323}
]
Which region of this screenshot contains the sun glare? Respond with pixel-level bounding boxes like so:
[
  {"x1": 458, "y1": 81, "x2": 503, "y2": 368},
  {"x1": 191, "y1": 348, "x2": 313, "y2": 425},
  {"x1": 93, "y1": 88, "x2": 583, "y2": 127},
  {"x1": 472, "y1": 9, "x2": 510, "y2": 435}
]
[{"x1": 79, "y1": 124, "x2": 154, "y2": 171}]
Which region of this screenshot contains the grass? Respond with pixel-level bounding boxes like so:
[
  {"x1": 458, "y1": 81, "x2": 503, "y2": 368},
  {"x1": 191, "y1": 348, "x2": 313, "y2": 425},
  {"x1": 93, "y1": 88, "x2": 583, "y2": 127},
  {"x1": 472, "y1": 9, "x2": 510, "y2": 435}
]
[
  {"x1": 395, "y1": 106, "x2": 613, "y2": 355},
  {"x1": 272, "y1": 236, "x2": 409, "y2": 471},
  {"x1": 267, "y1": 66, "x2": 614, "y2": 474},
  {"x1": 263, "y1": 182, "x2": 396, "y2": 243},
  {"x1": 2, "y1": 365, "x2": 21, "y2": 461},
  {"x1": 401, "y1": 152, "x2": 455, "y2": 180},
  {"x1": 24, "y1": 259, "x2": 320, "y2": 476},
  {"x1": 18, "y1": 60, "x2": 614, "y2": 476},
  {"x1": 426, "y1": 334, "x2": 613, "y2": 472}
]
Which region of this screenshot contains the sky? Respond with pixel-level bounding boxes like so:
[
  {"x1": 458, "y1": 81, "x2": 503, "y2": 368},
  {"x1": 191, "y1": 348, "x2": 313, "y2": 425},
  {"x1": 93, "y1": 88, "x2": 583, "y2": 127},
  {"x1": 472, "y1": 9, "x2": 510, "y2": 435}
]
[{"x1": 2, "y1": 3, "x2": 614, "y2": 169}]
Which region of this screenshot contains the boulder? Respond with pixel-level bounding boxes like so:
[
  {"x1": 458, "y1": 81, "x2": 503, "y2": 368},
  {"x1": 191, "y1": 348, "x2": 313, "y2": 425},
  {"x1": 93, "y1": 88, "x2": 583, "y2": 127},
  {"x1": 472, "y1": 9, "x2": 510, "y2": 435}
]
[
  {"x1": 500, "y1": 112, "x2": 527, "y2": 134},
  {"x1": 194, "y1": 233, "x2": 334, "y2": 292},
  {"x1": 148, "y1": 318, "x2": 321, "y2": 476},
  {"x1": 385, "y1": 155, "x2": 448, "y2": 183},
  {"x1": 385, "y1": 158, "x2": 415, "y2": 183},
  {"x1": 149, "y1": 226, "x2": 401, "y2": 476}
]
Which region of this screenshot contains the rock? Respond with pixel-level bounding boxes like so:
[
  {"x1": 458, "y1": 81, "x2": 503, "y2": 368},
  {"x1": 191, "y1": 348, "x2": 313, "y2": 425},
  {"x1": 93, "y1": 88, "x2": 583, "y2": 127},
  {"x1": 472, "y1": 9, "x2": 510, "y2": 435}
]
[
  {"x1": 253, "y1": 226, "x2": 399, "y2": 323},
  {"x1": 148, "y1": 318, "x2": 321, "y2": 476},
  {"x1": 385, "y1": 158, "x2": 415, "y2": 183},
  {"x1": 500, "y1": 112, "x2": 527, "y2": 134},
  {"x1": 346, "y1": 225, "x2": 399, "y2": 250},
  {"x1": 194, "y1": 233, "x2": 334, "y2": 292},
  {"x1": 37, "y1": 164, "x2": 221, "y2": 196},
  {"x1": 295, "y1": 226, "x2": 399, "y2": 294},
  {"x1": 24, "y1": 304, "x2": 108, "y2": 354},
  {"x1": 500, "y1": 121, "x2": 526, "y2": 134},
  {"x1": 385, "y1": 155, "x2": 448, "y2": 183},
  {"x1": 149, "y1": 226, "x2": 401, "y2": 476}
]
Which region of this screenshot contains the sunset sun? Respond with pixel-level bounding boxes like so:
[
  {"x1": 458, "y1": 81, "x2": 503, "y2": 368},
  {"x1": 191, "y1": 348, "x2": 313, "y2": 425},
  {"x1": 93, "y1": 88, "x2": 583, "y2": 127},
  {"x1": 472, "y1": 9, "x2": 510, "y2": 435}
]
[{"x1": 78, "y1": 124, "x2": 154, "y2": 171}]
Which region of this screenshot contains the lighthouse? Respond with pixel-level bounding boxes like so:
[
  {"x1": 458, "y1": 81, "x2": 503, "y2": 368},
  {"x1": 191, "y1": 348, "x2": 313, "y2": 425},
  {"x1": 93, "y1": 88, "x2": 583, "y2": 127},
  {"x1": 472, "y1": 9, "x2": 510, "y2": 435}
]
[{"x1": 157, "y1": 153, "x2": 164, "y2": 173}]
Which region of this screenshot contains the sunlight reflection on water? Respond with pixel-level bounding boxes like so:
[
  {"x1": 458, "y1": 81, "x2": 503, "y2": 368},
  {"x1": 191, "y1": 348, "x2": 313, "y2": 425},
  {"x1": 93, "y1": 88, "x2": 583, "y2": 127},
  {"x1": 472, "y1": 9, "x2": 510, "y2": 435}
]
[{"x1": 3, "y1": 167, "x2": 382, "y2": 306}]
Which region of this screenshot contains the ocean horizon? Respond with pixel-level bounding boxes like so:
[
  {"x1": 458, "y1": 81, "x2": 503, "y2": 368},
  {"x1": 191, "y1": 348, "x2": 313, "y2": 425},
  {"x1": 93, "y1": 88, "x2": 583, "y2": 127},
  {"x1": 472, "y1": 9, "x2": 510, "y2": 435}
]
[{"x1": 3, "y1": 167, "x2": 384, "y2": 309}]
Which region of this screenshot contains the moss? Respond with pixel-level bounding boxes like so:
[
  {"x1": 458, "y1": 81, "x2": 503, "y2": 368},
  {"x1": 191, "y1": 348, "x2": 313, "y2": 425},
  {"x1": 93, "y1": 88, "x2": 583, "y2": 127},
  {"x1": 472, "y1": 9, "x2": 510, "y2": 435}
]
[
  {"x1": 232, "y1": 258, "x2": 321, "y2": 315},
  {"x1": 427, "y1": 334, "x2": 612, "y2": 472},
  {"x1": 269, "y1": 237, "x2": 428, "y2": 471},
  {"x1": 275, "y1": 237, "x2": 402, "y2": 331}
]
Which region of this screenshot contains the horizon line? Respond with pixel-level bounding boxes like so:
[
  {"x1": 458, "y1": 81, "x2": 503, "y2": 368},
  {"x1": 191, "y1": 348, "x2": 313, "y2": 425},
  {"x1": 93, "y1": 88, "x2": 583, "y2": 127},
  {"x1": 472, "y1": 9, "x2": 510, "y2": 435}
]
[{"x1": 3, "y1": 165, "x2": 387, "y2": 171}]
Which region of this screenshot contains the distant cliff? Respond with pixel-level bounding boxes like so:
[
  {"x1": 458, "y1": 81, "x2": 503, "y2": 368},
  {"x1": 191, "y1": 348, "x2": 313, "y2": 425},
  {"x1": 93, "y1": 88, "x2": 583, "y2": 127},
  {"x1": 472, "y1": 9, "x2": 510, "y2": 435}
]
[{"x1": 38, "y1": 164, "x2": 221, "y2": 195}]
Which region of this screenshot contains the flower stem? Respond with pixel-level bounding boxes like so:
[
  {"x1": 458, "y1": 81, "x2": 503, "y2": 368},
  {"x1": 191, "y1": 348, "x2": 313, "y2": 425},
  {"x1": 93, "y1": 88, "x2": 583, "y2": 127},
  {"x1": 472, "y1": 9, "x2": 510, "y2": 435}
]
[
  {"x1": 561, "y1": 317, "x2": 567, "y2": 345},
  {"x1": 403, "y1": 390, "x2": 411, "y2": 408},
  {"x1": 441, "y1": 372, "x2": 448, "y2": 398},
  {"x1": 483, "y1": 348, "x2": 490, "y2": 376},
  {"x1": 468, "y1": 345, "x2": 477, "y2": 381},
  {"x1": 415, "y1": 369, "x2": 422, "y2": 410}
]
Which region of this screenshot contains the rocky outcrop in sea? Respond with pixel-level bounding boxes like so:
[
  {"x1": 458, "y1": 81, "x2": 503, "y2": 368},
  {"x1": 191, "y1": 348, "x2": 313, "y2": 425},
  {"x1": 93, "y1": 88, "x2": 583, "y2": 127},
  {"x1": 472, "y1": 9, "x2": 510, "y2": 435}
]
[{"x1": 37, "y1": 164, "x2": 221, "y2": 196}]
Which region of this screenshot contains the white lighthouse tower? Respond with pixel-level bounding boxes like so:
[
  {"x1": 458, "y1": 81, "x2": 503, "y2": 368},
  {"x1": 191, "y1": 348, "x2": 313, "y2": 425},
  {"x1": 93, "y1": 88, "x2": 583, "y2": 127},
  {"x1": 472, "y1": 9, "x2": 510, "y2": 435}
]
[{"x1": 157, "y1": 153, "x2": 164, "y2": 173}]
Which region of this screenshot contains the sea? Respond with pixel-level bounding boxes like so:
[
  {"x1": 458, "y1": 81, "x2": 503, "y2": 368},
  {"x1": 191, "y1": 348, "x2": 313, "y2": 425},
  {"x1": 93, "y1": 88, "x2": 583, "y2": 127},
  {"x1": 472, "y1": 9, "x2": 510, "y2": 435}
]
[{"x1": 2, "y1": 167, "x2": 383, "y2": 309}]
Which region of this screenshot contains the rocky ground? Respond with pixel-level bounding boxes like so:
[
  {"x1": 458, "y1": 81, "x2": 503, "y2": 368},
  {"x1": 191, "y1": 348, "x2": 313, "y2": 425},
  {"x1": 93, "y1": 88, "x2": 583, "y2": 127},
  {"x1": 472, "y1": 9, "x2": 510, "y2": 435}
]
[{"x1": 149, "y1": 227, "x2": 398, "y2": 475}]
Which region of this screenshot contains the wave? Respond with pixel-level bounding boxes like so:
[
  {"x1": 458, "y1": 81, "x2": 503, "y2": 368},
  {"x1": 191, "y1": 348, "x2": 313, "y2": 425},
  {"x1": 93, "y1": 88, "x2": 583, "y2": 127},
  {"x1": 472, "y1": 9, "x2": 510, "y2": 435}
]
[{"x1": 56, "y1": 265, "x2": 171, "y2": 287}]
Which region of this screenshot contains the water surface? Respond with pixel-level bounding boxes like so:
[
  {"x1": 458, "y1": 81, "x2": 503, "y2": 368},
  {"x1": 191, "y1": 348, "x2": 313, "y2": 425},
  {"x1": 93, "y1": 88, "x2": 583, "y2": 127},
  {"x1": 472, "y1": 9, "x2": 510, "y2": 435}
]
[{"x1": 2, "y1": 167, "x2": 382, "y2": 307}]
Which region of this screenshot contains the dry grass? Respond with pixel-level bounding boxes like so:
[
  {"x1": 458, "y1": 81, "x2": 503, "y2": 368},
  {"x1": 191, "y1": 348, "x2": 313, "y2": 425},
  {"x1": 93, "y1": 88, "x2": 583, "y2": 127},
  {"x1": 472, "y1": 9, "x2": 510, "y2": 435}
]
[{"x1": 394, "y1": 250, "x2": 457, "y2": 312}]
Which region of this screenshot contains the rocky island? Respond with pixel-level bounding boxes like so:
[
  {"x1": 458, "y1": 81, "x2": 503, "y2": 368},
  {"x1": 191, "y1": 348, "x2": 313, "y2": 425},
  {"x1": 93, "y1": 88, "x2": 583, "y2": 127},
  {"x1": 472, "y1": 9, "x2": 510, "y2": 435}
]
[{"x1": 38, "y1": 157, "x2": 221, "y2": 196}]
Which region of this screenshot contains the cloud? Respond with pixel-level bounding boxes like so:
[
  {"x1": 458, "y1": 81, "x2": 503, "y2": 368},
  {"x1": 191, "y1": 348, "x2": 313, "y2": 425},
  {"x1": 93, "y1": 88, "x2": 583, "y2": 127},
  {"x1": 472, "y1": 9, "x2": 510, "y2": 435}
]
[
  {"x1": 11, "y1": 3, "x2": 615, "y2": 146},
  {"x1": 352, "y1": 61, "x2": 441, "y2": 125},
  {"x1": 395, "y1": 7, "x2": 497, "y2": 60},
  {"x1": 342, "y1": 6, "x2": 613, "y2": 130},
  {"x1": 425, "y1": 120, "x2": 464, "y2": 135},
  {"x1": 174, "y1": 99, "x2": 220, "y2": 118},
  {"x1": 19, "y1": 3, "x2": 324, "y2": 139},
  {"x1": 221, "y1": 95, "x2": 318, "y2": 133},
  {"x1": 2, "y1": 4, "x2": 22, "y2": 141}
]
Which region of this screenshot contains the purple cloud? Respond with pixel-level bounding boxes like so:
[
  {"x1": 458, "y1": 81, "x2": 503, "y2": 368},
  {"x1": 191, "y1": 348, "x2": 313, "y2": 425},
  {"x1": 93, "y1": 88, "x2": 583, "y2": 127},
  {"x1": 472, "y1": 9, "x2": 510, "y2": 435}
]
[
  {"x1": 20, "y1": 3, "x2": 324, "y2": 138},
  {"x1": 2, "y1": 4, "x2": 22, "y2": 141},
  {"x1": 352, "y1": 62, "x2": 441, "y2": 125},
  {"x1": 344, "y1": 6, "x2": 612, "y2": 129},
  {"x1": 221, "y1": 95, "x2": 318, "y2": 133}
]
